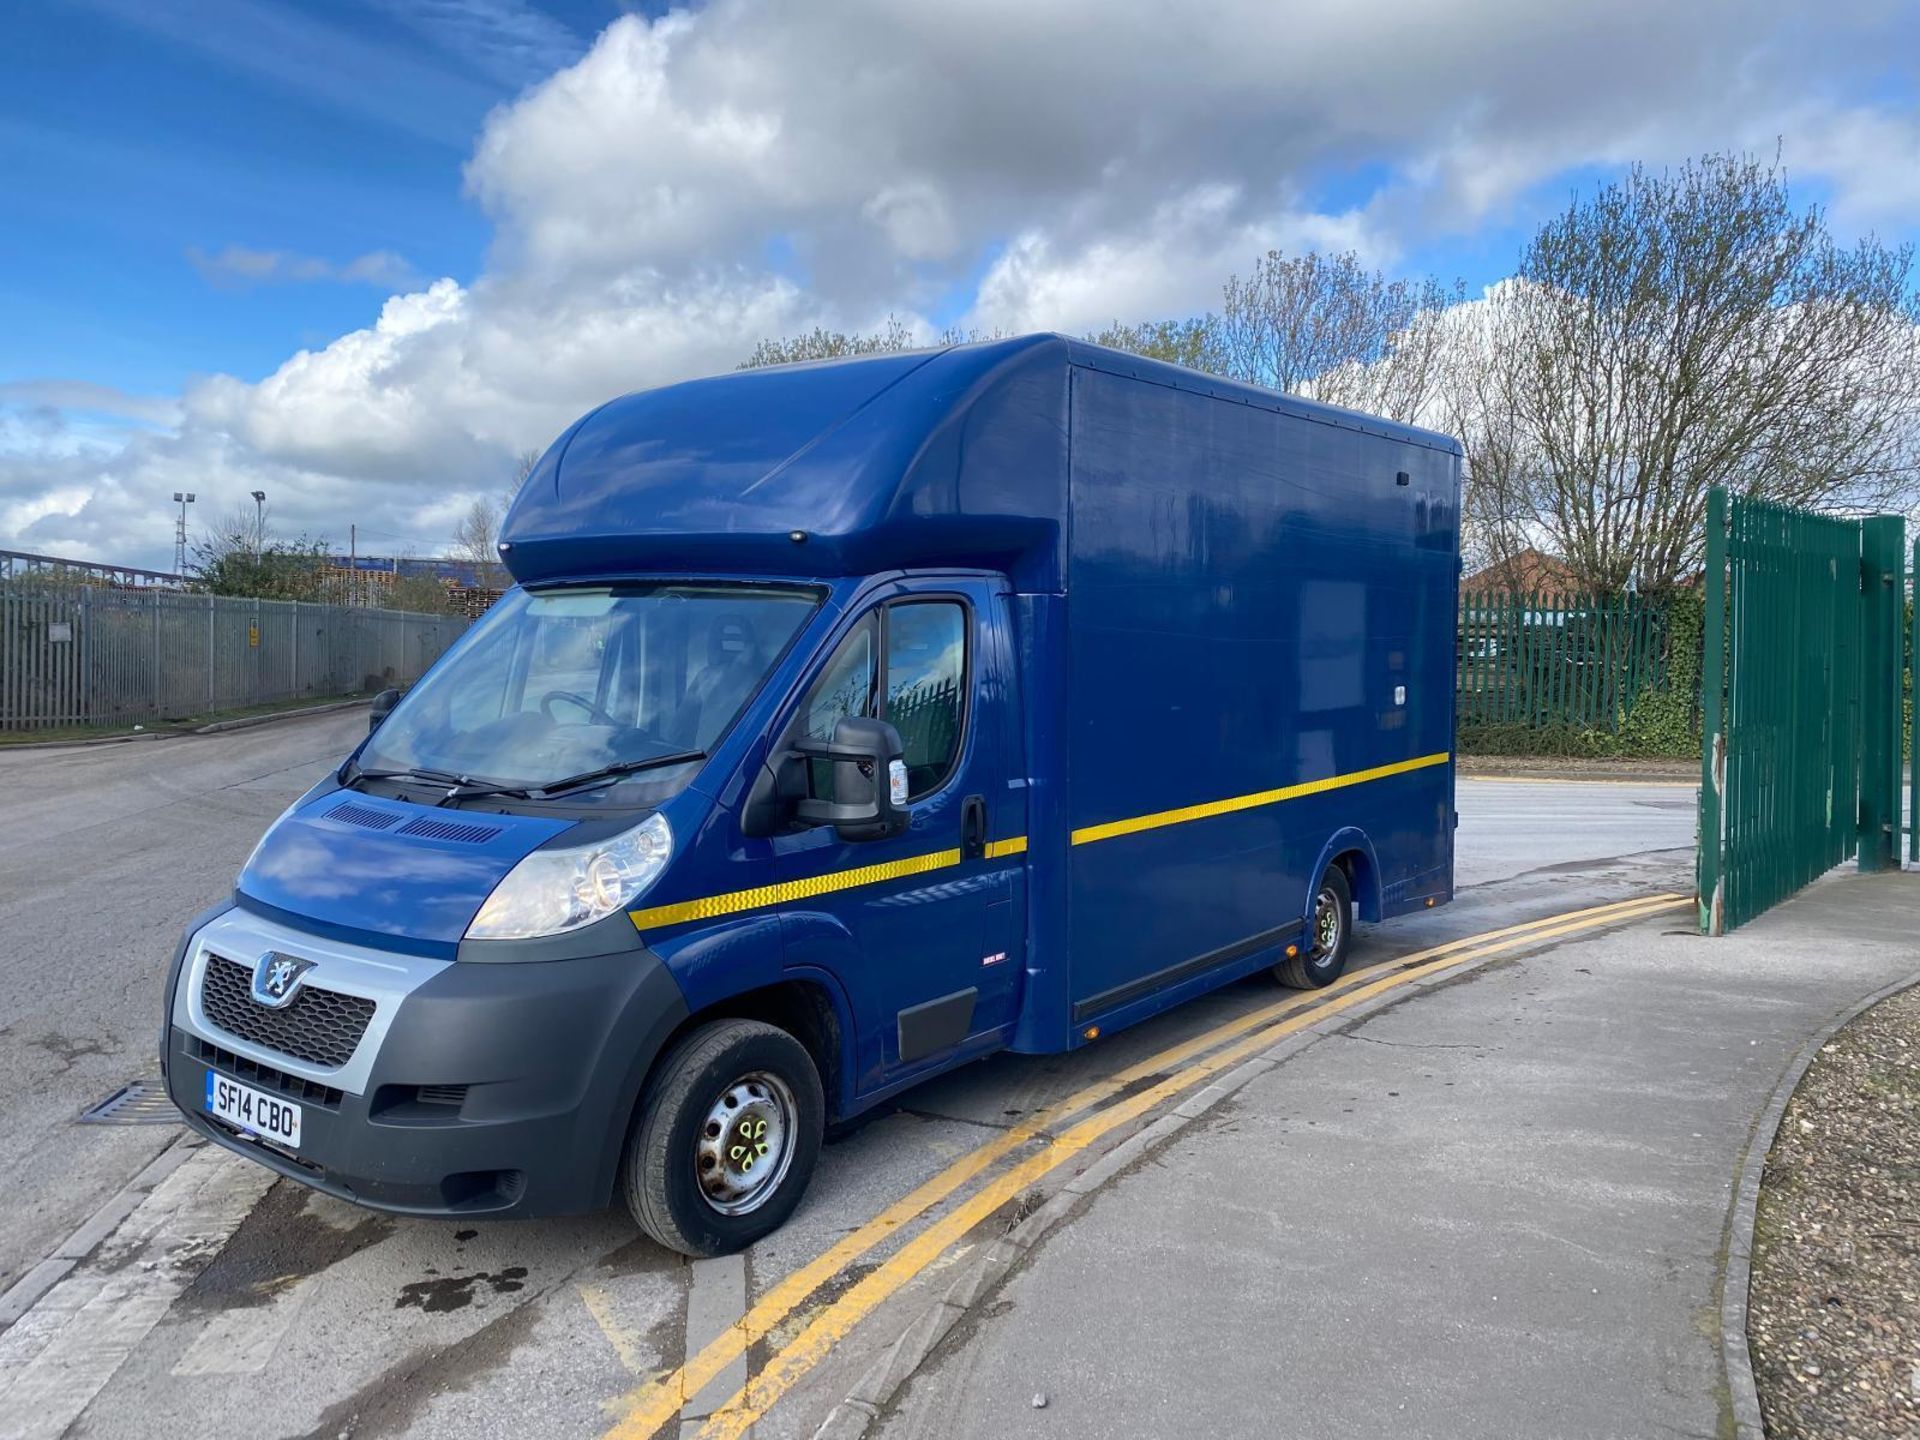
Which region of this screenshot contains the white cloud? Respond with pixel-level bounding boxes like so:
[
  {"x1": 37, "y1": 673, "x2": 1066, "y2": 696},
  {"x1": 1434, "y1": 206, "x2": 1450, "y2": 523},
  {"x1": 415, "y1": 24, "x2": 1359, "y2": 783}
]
[
  {"x1": 188, "y1": 245, "x2": 421, "y2": 289},
  {"x1": 971, "y1": 186, "x2": 1385, "y2": 335},
  {"x1": 11, "y1": 0, "x2": 1920, "y2": 570}
]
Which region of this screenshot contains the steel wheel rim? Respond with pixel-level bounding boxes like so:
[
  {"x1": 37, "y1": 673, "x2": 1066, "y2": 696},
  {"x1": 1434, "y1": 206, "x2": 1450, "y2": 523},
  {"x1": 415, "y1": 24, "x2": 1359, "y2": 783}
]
[
  {"x1": 1312, "y1": 886, "x2": 1344, "y2": 961},
  {"x1": 695, "y1": 1070, "x2": 798, "y2": 1216}
]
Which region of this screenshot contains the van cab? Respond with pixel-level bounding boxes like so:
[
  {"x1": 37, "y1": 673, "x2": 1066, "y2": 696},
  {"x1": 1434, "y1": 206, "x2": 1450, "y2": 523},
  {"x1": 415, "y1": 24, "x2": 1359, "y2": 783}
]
[{"x1": 163, "y1": 335, "x2": 1461, "y2": 1255}]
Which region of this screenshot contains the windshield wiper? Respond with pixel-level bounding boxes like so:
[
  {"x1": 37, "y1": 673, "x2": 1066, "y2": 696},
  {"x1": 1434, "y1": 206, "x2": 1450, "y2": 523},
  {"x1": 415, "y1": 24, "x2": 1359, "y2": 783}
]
[
  {"x1": 532, "y1": 751, "x2": 706, "y2": 797},
  {"x1": 347, "y1": 764, "x2": 533, "y2": 803}
]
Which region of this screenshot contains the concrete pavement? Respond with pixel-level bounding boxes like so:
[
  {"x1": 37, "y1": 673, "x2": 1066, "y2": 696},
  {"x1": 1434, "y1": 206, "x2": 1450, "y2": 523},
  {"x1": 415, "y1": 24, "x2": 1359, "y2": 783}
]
[{"x1": 868, "y1": 870, "x2": 1920, "y2": 1440}]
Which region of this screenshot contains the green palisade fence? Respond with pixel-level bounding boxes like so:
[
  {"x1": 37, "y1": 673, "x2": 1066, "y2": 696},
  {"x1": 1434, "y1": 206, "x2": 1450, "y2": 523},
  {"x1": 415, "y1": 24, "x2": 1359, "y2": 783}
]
[
  {"x1": 1697, "y1": 488, "x2": 1905, "y2": 934},
  {"x1": 1456, "y1": 590, "x2": 1667, "y2": 733}
]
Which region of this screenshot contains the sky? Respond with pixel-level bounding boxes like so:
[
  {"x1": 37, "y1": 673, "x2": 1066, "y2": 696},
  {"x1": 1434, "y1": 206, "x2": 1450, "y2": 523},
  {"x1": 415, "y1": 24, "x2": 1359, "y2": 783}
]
[{"x1": 2, "y1": 0, "x2": 1918, "y2": 574}]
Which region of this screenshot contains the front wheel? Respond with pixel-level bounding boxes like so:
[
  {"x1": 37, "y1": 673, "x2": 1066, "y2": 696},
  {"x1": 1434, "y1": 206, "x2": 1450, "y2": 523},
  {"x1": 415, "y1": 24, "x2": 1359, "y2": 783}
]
[
  {"x1": 1276, "y1": 864, "x2": 1353, "y2": 989},
  {"x1": 622, "y1": 1018, "x2": 824, "y2": 1257}
]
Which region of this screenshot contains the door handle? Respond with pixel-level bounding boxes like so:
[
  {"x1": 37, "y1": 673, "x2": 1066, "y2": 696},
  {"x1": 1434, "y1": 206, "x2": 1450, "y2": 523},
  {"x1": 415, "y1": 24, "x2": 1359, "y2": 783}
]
[{"x1": 961, "y1": 794, "x2": 987, "y2": 860}]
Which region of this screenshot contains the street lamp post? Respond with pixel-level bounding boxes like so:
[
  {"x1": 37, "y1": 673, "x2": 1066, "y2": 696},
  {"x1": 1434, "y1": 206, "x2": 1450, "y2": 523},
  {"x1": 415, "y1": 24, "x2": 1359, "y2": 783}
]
[{"x1": 250, "y1": 490, "x2": 267, "y2": 560}]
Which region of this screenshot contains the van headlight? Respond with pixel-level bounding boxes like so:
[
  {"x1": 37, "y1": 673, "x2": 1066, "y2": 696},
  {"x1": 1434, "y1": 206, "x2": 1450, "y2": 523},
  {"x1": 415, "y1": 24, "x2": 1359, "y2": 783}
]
[{"x1": 466, "y1": 813, "x2": 672, "y2": 941}]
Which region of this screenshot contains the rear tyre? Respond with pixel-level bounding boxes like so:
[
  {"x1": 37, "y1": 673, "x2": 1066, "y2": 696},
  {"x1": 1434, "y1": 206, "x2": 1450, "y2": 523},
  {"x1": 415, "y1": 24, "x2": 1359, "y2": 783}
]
[
  {"x1": 1277, "y1": 864, "x2": 1353, "y2": 989},
  {"x1": 622, "y1": 1018, "x2": 824, "y2": 1257}
]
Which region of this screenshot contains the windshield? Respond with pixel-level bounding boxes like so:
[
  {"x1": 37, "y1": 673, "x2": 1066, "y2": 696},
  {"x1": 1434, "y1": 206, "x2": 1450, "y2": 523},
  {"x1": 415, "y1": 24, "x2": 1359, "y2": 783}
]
[{"x1": 358, "y1": 583, "x2": 820, "y2": 794}]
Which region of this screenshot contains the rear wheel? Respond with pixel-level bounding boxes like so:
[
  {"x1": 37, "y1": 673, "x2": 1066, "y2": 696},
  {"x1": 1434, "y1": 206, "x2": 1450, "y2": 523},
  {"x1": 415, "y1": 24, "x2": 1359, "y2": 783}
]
[
  {"x1": 1277, "y1": 864, "x2": 1353, "y2": 989},
  {"x1": 622, "y1": 1018, "x2": 824, "y2": 1257}
]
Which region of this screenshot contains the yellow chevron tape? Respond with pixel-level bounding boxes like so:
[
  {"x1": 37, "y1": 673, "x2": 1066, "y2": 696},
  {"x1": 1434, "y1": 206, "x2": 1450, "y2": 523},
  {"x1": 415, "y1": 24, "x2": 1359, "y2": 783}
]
[{"x1": 630, "y1": 846, "x2": 968, "y2": 931}]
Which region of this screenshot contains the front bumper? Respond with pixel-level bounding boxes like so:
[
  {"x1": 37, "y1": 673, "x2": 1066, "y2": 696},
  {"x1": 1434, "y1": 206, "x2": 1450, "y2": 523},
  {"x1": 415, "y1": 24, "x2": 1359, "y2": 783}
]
[{"x1": 163, "y1": 906, "x2": 689, "y2": 1218}]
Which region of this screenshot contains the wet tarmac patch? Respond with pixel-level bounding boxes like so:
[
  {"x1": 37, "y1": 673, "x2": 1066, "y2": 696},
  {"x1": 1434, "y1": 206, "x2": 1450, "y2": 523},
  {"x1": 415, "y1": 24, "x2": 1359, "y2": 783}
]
[
  {"x1": 394, "y1": 1266, "x2": 529, "y2": 1313},
  {"x1": 178, "y1": 1180, "x2": 393, "y2": 1312}
]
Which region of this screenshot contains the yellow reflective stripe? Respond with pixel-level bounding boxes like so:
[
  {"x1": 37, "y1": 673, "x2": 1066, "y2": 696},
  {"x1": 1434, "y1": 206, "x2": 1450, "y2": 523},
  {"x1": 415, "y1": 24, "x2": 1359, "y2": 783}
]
[
  {"x1": 1070, "y1": 751, "x2": 1452, "y2": 847},
  {"x1": 629, "y1": 840, "x2": 1029, "y2": 932}
]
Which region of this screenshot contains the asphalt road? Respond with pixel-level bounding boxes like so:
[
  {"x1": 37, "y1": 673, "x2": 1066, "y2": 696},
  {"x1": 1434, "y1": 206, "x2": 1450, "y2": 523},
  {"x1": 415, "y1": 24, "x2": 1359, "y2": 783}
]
[
  {"x1": 0, "y1": 713, "x2": 365, "y2": 1294},
  {"x1": 0, "y1": 716, "x2": 1700, "y2": 1439}
]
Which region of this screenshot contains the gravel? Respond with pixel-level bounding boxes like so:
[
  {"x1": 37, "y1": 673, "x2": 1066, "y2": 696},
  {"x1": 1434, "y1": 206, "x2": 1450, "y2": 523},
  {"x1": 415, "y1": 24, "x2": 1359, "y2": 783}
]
[{"x1": 1750, "y1": 984, "x2": 1920, "y2": 1439}]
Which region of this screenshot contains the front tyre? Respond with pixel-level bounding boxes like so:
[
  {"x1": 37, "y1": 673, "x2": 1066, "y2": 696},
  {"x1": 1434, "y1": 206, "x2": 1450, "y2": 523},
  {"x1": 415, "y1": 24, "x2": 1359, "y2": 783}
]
[
  {"x1": 1277, "y1": 864, "x2": 1353, "y2": 990},
  {"x1": 622, "y1": 1019, "x2": 824, "y2": 1257}
]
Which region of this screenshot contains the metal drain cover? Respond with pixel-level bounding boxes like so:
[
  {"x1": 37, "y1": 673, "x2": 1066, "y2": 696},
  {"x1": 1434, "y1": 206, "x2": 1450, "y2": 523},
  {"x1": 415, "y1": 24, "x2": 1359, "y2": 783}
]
[{"x1": 79, "y1": 1079, "x2": 179, "y2": 1125}]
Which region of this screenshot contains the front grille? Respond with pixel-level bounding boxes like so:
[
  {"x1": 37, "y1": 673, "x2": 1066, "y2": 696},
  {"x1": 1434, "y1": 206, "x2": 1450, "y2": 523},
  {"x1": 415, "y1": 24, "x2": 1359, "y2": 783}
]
[
  {"x1": 199, "y1": 954, "x2": 375, "y2": 1070},
  {"x1": 184, "y1": 1035, "x2": 345, "y2": 1109}
]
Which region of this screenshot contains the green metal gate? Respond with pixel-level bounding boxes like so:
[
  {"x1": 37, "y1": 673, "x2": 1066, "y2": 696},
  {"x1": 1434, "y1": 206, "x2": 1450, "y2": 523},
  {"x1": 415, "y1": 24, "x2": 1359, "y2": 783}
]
[{"x1": 1697, "y1": 489, "x2": 1906, "y2": 934}]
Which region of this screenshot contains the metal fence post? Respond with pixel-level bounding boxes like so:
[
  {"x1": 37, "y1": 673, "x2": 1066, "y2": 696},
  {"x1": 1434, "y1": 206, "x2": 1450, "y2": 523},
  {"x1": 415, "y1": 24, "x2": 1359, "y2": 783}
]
[
  {"x1": 1698, "y1": 487, "x2": 1728, "y2": 934},
  {"x1": 1911, "y1": 537, "x2": 1918, "y2": 865},
  {"x1": 1859, "y1": 515, "x2": 1904, "y2": 872}
]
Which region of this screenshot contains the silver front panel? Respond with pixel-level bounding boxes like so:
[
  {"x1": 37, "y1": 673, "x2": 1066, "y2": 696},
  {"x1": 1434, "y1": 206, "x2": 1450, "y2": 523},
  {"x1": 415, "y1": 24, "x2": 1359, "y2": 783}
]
[{"x1": 172, "y1": 908, "x2": 450, "y2": 1098}]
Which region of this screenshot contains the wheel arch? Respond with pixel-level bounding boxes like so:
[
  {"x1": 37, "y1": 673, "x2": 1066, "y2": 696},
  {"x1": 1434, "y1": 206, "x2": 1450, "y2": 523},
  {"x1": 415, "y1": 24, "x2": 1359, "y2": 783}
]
[{"x1": 1308, "y1": 828, "x2": 1384, "y2": 924}]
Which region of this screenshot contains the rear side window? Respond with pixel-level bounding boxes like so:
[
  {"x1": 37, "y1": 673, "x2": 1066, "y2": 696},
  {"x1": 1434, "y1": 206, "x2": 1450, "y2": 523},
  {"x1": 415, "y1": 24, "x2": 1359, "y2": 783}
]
[{"x1": 797, "y1": 599, "x2": 969, "y2": 803}]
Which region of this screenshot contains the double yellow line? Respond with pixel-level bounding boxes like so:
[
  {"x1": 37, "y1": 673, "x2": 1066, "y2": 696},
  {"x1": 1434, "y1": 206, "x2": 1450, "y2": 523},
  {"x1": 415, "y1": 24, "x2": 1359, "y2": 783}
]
[{"x1": 604, "y1": 889, "x2": 1691, "y2": 1440}]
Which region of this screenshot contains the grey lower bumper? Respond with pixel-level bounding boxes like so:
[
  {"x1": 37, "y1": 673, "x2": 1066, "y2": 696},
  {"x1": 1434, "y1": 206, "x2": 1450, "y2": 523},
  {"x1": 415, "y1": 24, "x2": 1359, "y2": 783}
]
[{"x1": 163, "y1": 908, "x2": 689, "y2": 1218}]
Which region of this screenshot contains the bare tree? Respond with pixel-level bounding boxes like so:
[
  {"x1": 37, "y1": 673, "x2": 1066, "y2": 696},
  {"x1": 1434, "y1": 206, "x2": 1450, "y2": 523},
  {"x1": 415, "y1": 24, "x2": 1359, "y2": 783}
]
[
  {"x1": 1087, "y1": 317, "x2": 1225, "y2": 372},
  {"x1": 1215, "y1": 250, "x2": 1465, "y2": 422},
  {"x1": 451, "y1": 450, "x2": 541, "y2": 590},
  {"x1": 1471, "y1": 152, "x2": 1920, "y2": 594},
  {"x1": 740, "y1": 318, "x2": 1009, "y2": 369},
  {"x1": 512, "y1": 448, "x2": 540, "y2": 490},
  {"x1": 739, "y1": 317, "x2": 918, "y2": 368},
  {"x1": 451, "y1": 497, "x2": 507, "y2": 590}
]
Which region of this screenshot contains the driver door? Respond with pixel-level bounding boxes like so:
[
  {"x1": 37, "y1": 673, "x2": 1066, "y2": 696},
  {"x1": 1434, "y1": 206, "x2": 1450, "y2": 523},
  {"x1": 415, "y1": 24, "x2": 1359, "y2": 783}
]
[{"x1": 772, "y1": 581, "x2": 1022, "y2": 1099}]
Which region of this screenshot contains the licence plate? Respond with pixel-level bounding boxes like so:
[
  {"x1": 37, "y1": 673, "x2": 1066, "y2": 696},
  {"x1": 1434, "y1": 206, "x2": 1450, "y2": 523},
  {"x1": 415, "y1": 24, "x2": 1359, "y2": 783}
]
[{"x1": 204, "y1": 1072, "x2": 302, "y2": 1149}]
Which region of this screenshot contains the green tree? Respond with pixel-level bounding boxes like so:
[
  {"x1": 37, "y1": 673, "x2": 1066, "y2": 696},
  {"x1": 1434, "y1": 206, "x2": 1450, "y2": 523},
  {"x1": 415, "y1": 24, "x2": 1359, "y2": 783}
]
[{"x1": 191, "y1": 537, "x2": 332, "y2": 600}]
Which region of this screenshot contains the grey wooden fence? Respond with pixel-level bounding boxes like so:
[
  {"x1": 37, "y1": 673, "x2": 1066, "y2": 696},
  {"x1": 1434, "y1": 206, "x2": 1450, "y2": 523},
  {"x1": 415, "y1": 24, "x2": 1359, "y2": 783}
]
[{"x1": 0, "y1": 584, "x2": 468, "y2": 732}]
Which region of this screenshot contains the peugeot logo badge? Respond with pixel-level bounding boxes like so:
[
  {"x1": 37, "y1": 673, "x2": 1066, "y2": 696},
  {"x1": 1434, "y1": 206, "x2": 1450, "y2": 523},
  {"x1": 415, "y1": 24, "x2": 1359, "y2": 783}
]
[{"x1": 251, "y1": 951, "x2": 315, "y2": 1009}]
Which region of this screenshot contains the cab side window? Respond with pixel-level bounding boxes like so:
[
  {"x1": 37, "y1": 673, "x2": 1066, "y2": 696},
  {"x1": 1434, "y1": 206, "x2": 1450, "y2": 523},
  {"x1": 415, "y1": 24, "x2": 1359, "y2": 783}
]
[
  {"x1": 886, "y1": 602, "x2": 966, "y2": 799},
  {"x1": 796, "y1": 600, "x2": 968, "y2": 805},
  {"x1": 801, "y1": 617, "x2": 878, "y2": 801}
]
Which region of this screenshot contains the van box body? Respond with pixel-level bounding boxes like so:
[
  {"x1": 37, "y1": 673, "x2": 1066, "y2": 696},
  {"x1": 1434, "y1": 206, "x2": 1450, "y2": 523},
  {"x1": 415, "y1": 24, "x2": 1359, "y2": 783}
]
[{"x1": 162, "y1": 334, "x2": 1460, "y2": 1222}]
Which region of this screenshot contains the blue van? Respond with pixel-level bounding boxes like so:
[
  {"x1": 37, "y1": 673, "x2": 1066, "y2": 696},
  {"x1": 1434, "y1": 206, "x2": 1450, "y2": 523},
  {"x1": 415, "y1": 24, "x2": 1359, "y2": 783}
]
[{"x1": 162, "y1": 335, "x2": 1461, "y2": 1255}]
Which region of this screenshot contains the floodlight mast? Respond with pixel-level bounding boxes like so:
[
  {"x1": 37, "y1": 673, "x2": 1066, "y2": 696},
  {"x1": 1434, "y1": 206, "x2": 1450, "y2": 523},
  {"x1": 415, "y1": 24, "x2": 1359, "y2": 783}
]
[{"x1": 172, "y1": 491, "x2": 196, "y2": 575}]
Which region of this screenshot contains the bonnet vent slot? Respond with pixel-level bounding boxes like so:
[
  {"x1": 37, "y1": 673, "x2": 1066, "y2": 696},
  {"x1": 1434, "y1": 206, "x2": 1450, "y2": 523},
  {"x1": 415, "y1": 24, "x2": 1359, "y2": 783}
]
[
  {"x1": 397, "y1": 816, "x2": 505, "y2": 845},
  {"x1": 327, "y1": 801, "x2": 402, "y2": 831}
]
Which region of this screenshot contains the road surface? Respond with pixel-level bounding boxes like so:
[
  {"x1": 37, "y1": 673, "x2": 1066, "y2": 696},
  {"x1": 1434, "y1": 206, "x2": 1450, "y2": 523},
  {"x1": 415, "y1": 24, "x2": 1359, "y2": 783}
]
[{"x1": 0, "y1": 714, "x2": 1700, "y2": 1439}]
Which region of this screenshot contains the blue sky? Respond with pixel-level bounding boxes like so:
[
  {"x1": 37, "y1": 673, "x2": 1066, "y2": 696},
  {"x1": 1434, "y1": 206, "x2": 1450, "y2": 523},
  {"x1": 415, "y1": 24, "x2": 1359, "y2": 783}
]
[
  {"x1": 0, "y1": 0, "x2": 617, "y2": 396},
  {"x1": 2, "y1": 0, "x2": 1916, "y2": 571}
]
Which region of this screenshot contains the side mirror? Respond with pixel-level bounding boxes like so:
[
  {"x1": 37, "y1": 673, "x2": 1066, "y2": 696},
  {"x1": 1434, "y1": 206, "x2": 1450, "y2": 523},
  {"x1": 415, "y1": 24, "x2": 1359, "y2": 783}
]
[
  {"x1": 792, "y1": 716, "x2": 909, "y2": 842},
  {"x1": 368, "y1": 687, "x2": 403, "y2": 733}
]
